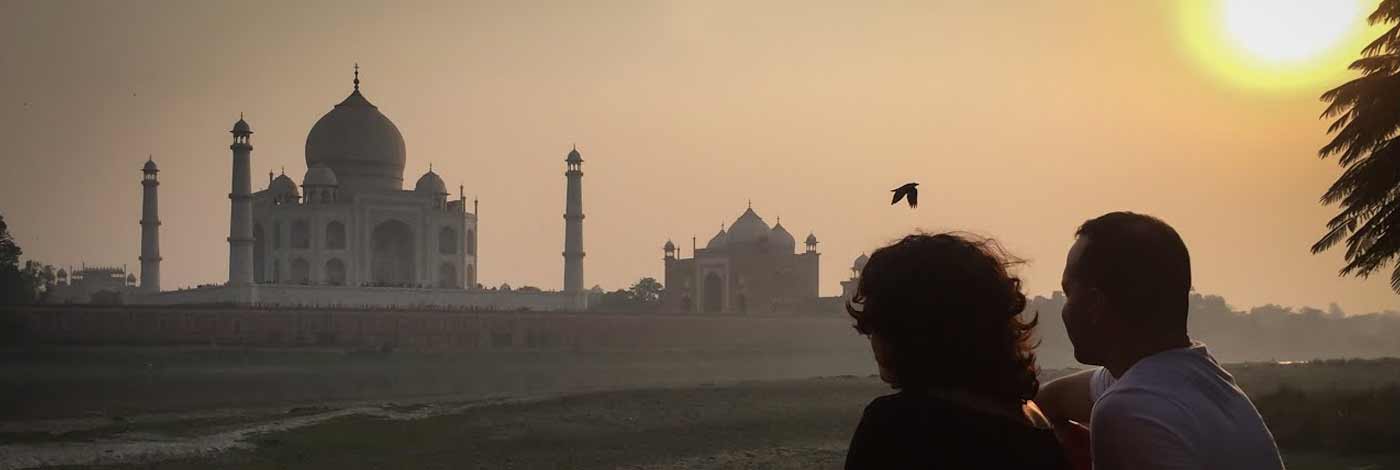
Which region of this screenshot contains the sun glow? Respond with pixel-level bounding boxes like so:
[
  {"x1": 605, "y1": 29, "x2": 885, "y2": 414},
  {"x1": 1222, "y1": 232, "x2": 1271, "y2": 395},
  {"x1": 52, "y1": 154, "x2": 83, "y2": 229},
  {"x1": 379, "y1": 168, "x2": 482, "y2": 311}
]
[{"x1": 1179, "y1": 0, "x2": 1378, "y2": 91}]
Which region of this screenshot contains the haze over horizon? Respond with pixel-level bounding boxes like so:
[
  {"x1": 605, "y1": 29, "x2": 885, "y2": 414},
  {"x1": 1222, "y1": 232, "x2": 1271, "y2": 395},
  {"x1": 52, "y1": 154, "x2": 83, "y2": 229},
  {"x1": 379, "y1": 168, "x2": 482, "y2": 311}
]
[{"x1": 2, "y1": 0, "x2": 1396, "y2": 313}]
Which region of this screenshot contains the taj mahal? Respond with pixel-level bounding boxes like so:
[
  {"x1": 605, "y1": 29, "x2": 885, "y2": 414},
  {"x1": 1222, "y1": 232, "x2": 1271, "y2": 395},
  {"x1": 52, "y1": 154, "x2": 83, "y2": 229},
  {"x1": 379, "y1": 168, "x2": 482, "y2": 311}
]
[
  {"x1": 54, "y1": 66, "x2": 858, "y2": 314},
  {"x1": 123, "y1": 67, "x2": 588, "y2": 310}
]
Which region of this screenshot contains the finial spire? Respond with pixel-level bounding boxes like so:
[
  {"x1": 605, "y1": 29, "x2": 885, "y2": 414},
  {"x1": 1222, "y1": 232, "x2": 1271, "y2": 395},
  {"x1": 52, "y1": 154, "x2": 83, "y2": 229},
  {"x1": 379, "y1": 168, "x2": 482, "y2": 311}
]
[
  {"x1": 747, "y1": 199, "x2": 752, "y2": 209},
  {"x1": 239, "y1": 112, "x2": 244, "y2": 120},
  {"x1": 353, "y1": 63, "x2": 360, "y2": 91},
  {"x1": 147, "y1": 154, "x2": 153, "y2": 162},
  {"x1": 429, "y1": 162, "x2": 433, "y2": 172},
  {"x1": 280, "y1": 166, "x2": 285, "y2": 175}
]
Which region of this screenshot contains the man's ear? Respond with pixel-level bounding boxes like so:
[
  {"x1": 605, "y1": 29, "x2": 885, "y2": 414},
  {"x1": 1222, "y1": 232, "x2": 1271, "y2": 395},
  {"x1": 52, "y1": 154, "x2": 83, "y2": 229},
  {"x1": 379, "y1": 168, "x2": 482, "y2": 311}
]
[{"x1": 1086, "y1": 287, "x2": 1108, "y2": 325}]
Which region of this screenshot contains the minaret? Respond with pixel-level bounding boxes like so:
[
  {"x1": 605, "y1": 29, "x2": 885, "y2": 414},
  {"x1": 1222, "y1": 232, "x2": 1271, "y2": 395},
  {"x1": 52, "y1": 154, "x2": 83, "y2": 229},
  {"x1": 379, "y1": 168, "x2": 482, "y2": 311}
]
[
  {"x1": 563, "y1": 145, "x2": 585, "y2": 292},
  {"x1": 228, "y1": 115, "x2": 255, "y2": 286},
  {"x1": 139, "y1": 156, "x2": 161, "y2": 293}
]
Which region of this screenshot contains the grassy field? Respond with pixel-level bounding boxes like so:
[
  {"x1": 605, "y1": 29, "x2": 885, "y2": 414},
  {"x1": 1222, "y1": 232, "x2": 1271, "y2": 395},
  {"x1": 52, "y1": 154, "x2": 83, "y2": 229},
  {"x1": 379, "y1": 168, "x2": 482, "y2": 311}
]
[{"x1": 12, "y1": 374, "x2": 1399, "y2": 470}]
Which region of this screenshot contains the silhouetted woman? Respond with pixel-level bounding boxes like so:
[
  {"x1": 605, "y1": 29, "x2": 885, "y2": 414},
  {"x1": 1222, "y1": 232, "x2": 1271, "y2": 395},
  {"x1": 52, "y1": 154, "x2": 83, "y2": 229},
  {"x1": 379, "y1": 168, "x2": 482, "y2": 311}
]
[{"x1": 845, "y1": 233, "x2": 1068, "y2": 470}]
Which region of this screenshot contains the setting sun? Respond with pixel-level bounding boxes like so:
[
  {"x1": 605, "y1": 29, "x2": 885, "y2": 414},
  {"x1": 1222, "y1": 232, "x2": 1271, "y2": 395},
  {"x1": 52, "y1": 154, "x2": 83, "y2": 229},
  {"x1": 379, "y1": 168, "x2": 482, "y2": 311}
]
[{"x1": 1179, "y1": 0, "x2": 1377, "y2": 91}]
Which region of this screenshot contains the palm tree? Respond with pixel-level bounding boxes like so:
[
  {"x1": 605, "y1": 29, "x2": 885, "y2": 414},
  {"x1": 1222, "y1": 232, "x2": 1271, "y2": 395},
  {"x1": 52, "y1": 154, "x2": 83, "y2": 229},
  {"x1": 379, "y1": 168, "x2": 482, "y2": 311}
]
[{"x1": 1316, "y1": 0, "x2": 1400, "y2": 291}]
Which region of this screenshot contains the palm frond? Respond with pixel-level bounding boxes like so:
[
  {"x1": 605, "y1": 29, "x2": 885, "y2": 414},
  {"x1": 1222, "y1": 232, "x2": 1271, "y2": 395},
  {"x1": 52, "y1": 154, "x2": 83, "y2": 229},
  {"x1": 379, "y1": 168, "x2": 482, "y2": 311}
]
[{"x1": 1319, "y1": 0, "x2": 1400, "y2": 293}]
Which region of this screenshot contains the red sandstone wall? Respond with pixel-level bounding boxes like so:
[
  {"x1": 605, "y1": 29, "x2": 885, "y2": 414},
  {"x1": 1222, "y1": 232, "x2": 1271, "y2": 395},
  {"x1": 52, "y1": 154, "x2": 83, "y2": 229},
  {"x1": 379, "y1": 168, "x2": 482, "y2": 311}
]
[{"x1": 2, "y1": 306, "x2": 865, "y2": 353}]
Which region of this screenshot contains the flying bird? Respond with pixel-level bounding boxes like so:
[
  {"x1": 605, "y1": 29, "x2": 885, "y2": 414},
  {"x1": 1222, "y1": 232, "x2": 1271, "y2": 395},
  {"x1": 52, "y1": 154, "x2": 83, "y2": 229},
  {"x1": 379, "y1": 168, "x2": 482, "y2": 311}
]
[{"x1": 891, "y1": 182, "x2": 919, "y2": 208}]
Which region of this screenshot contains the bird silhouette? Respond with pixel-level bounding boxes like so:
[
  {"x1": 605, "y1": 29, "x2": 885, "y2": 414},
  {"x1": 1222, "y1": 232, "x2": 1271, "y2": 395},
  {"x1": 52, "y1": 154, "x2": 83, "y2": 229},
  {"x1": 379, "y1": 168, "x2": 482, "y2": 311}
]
[{"x1": 891, "y1": 182, "x2": 919, "y2": 208}]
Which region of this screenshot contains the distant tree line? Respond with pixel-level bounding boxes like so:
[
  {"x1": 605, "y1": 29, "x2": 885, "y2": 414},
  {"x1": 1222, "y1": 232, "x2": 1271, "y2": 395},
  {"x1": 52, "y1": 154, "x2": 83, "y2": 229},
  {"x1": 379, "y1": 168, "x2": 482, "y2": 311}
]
[
  {"x1": 0, "y1": 213, "x2": 56, "y2": 305},
  {"x1": 1025, "y1": 292, "x2": 1400, "y2": 368},
  {"x1": 589, "y1": 277, "x2": 663, "y2": 313}
]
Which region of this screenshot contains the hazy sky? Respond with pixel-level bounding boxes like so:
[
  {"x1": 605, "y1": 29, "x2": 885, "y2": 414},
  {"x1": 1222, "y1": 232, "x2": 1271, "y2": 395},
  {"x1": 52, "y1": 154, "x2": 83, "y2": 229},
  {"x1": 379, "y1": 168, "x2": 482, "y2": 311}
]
[{"x1": 2, "y1": 0, "x2": 1395, "y2": 313}]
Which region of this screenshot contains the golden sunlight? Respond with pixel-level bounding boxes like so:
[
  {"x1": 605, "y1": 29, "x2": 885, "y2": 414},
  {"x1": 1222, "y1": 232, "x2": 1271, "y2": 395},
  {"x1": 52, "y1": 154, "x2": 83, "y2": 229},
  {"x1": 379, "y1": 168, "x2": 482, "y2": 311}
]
[{"x1": 1178, "y1": 0, "x2": 1377, "y2": 91}]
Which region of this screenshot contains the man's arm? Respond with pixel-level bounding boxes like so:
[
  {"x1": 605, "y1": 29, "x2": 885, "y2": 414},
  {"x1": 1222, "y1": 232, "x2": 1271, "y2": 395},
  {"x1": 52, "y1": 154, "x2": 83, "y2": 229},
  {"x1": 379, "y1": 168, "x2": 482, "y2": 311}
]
[
  {"x1": 1091, "y1": 392, "x2": 1196, "y2": 470},
  {"x1": 1036, "y1": 368, "x2": 1096, "y2": 425},
  {"x1": 1037, "y1": 369, "x2": 1098, "y2": 470}
]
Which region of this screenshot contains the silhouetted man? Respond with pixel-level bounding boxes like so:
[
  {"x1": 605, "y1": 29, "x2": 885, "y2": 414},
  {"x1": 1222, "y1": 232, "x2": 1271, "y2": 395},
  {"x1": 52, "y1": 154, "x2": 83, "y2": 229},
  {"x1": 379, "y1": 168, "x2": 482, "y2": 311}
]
[{"x1": 1038, "y1": 212, "x2": 1282, "y2": 470}]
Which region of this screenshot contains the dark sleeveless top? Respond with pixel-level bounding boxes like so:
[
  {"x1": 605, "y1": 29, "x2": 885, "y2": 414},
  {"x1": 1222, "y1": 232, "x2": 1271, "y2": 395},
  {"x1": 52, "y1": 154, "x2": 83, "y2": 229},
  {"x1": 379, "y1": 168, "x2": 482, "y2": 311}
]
[{"x1": 845, "y1": 392, "x2": 1070, "y2": 470}]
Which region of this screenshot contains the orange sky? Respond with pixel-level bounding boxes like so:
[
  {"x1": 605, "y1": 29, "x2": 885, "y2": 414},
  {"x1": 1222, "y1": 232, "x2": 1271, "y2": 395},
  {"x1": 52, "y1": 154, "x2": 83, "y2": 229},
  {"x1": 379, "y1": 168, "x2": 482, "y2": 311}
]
[{"x1": 1, "y1": 0, "x2": 1395, "y2": 313}]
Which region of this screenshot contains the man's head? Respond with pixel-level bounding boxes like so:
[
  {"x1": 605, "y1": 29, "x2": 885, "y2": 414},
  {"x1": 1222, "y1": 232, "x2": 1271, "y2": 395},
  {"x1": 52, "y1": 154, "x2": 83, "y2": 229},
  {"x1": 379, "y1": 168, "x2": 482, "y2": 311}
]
[{"x1": 1061, "y1": 212, "x2": 1191, "y2": 366}]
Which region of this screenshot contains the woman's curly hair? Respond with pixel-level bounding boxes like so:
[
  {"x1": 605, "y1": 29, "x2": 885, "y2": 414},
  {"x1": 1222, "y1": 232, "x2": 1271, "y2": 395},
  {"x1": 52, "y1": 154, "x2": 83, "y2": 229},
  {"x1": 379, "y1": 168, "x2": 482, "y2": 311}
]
[{"x1": 847, "y1": 232, "x2": 1040, "y2": 403}]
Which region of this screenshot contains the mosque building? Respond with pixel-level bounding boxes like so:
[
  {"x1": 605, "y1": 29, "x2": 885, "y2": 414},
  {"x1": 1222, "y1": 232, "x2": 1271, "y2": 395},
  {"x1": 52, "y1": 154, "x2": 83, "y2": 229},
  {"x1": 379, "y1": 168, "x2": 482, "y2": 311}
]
[
  {"x1": 126, "y1": 67, "x2": 585, "y2": 310},
  {"x1": 45, "y1": 265, "x2": 139, "y2": 304},
  {"x1": 660, "y1": 205, "x2": 822, "y2": 314}
]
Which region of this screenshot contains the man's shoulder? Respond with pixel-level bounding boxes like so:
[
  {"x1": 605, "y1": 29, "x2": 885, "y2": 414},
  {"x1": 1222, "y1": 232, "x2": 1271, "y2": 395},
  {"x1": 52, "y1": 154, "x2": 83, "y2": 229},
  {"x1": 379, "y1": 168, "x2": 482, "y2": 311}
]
[
  {"x1": 1092, "y1": 386, "x2": 1187, "y2": 426},
  {"x1": 1115, "y1": 344, "x2": 1231, "y2": 391},
  {"x1": 862, "y1": 392, "x2": 916, "y2": 419},
  {"x1": 1093, "y1": 346, "x2": 1226, "y2": 424}
]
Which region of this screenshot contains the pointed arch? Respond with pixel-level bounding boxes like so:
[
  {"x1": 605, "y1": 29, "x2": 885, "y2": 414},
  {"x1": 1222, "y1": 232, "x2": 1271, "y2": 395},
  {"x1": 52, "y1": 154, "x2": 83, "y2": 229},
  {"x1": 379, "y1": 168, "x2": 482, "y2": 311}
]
[
  {"x1": 703, "y1": 272, "x2": 724, "y2": 313},
  {"x1": 370, "y1": 220, "x2": 415, "y2": 286},
  {"x1": 325, "y1": 258, "x2": 346, "y2": 286},
  {"x1": 291, "y1": 258, "x2": 310, "y2": 284},
  {"x1": 326, "y1": 221, "x2": 346, "y2": 250},
  {"x1": 438, "y1": 262, "x2": 458, "y2": 288},
  {"x1": 291, "y1": 219, "x2": 310, "y2": 249},
  {"x1": 439, "y1": 227, "x2": 459, "y2": 254}
]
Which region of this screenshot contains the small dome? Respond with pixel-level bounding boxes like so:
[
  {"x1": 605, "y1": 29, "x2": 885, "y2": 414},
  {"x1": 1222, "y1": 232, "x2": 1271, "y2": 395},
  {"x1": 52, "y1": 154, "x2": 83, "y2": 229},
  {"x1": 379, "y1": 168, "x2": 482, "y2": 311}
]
[
  {"x1": 853, "y1": 253, "x2": 869, "y2": 270},
  {"x1": 232, "y1": 117, "x2": 251, "y2": 134},
  {"x1": 663, "y1": 240, "x2": 676, "y2": 251},
  {"x1": 566, "y1": 147, "x2": 583, "y2": 163},
  {"x1": 727, "y1": 207, "x2": 771, "y2": 245},
  {"x1": 414, "y1": 169, "x2": 448, "y2": 195},
  {"x1": 303, "y1": 164, "x2": 339, "y2": 187},
  {"x1": 125, "y1": 273, "x2": 137, "y2": 282},
  {"x1": 142, "y1": 158, "x2": 158, "y2": 172},
  {"x1": 57, "y1": 268, "x2": 67, "y2": 277},
  {"x1": 706, "y1": 228, "x2": 728, "y2": 249},
  {"x1": 805, "y1": 232, "x2": 819, "y2": 246},
  {"x1": 770, "y1": 222, "x2": 796, "y2": 253},
  {"x1": 270, "y1": 173, "x2": 299, "y2": 199}
]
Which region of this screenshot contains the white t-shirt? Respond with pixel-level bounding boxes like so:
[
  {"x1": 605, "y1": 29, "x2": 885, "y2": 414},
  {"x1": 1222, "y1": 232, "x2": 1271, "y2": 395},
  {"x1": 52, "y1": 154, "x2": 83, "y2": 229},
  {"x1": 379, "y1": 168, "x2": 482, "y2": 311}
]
[{"x1": 1087, "y1": 343, "x2": 1284, "y2": 470}]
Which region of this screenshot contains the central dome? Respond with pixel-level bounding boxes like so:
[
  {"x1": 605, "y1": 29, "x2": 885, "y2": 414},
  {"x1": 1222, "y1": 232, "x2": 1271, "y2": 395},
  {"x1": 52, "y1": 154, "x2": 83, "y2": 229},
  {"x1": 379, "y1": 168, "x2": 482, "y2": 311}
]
[
  {"x1": 305, "y1": 80, "x2": 406, "y2": 195},
  {"x1": 727, "y1": 207, "x2": 771, "y2": 245}
]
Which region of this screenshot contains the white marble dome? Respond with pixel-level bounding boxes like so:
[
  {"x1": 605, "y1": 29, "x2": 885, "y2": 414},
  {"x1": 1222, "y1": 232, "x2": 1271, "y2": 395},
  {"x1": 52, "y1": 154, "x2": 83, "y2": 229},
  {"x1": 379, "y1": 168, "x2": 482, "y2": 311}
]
[
  {"x1": 270, "y1": 173, "x2": 299, "y2": 199},
  {"x1": 414, "y1": 169, "x2": 447, "y2": 195},
  {"x1": 305, "y1": 82, "x2": 406, "y2": 194}
]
